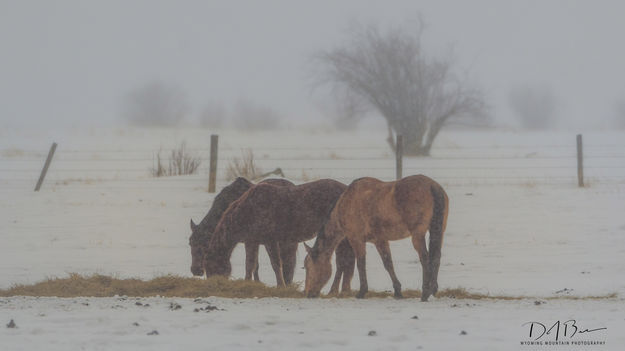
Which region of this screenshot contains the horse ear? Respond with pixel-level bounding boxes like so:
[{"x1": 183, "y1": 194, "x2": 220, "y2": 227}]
[
  {"x1": 304, "y1": 243, "x2": 312, "y2": 255},
  {"x1": 190, "y1": 219, "x2": 198, "y2": 232}
]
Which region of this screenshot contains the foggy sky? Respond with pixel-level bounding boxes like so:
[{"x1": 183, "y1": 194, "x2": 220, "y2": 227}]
[{"x1": 1, "y1": 0, "x2": 624, "y2": 129}]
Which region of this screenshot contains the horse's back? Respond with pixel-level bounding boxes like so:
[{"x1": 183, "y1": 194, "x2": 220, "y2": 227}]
[
  {"x1": 336, "y1": 175, "x2": 445, "y2": 239},
  {"x1": 261, "y1": 178, "x2": 294, "y2": 187},
  {"x1": 283, "y1": 179, "x2": 346, "y2": 213},
  {"x1": 294, "y1": 178, "x2": 346, "y2": 196},
  {"x1": 283, "y1": 179, "x2": 347, "y2": 232},
  {"x1": 393, "y1": 175, "x2": 446, "y2": 234},
  {"x1": 231, "y1": 178, "x2": 346, "y2": 242}
]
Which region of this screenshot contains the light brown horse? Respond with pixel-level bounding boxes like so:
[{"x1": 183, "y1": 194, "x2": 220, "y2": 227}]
[
  {"x1": 304, "y1": 175, "x2": 449, "y2": 301},
  {"x1": 203, "y1": 179, "x2": 355, "y2": 288}
]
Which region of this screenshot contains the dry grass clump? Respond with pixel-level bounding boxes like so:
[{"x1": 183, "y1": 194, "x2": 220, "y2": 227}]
[
  {"x1": 226, "y1": 149, "x2": 262, "y2": 181},
  {"x1": 56, "y1": 178, "x2": 101, "y2": 186},
  {"x1": 329, "y1": 287, "x2": 617, "y2": 301},
  {"x1": 328, "y1": 288, "x2": 511, "y2": 300},
  {"x1": 518, "y1": 180, "x2": 537, "y2": 189},
  {"x1": 0, "y1": 275, "x2": 618, "y2": 301},
  {"x1": 0, "y1": 274, "x2": 302, "y2": 298},
  {"x1": 300, "y1": 169, "x2": 320, "y2": 182},
  {"x1": 152, "y1": 142, "x2": 201, "y2": 177},
  {"x1": 1, "y1": 148, "x2": 25, "y2": 158},
  {"x1": 328, "y1": 151, "x2": 343, "y2": 160},
  {"x1": 545, "y1": 292, "x2": 617, "y2": 300}
]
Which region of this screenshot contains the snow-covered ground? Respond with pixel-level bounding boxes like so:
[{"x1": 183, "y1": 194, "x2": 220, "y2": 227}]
[
  {"x1": 2, "y1": 296, "x2": 623, "y2": 351},
  {"x1": 1, "y1": 127, "x2": 624, "y2": 350}
]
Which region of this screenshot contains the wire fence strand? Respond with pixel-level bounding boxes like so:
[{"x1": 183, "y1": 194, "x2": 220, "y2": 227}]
[{"x1": 2, "y1": 141, "x2": 625, "y2": 189}]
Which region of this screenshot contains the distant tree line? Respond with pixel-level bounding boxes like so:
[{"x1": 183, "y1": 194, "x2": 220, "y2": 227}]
[
  {"x1": 508, "y1": 84, "x2": 557, "y2": 130},
  {"x1": 121, "y1": 81, "x2": 281, "y2": 131}
]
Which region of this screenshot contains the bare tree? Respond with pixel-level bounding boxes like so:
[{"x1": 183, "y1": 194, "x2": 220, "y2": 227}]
[
  {"x1": 199, "y1": 100, "x2": 226, "y2": 128},
  {"x1": 232, "y1": 98, "x2": 281, "y2": 131},
  {"x1": 317, "y1": 87, "x2": 369, "y2": 130},
  {"x1": 312, "y1": 20, "x2": 486, "y2": 156},
  {"x1": 122, "y1": 81, "x2": 188, "y2": 127},
  {"x1": 508, "y1": 85, "x2": 556, "y2": 130}
]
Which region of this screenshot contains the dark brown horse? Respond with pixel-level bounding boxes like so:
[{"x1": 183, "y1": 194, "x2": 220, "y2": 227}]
[
  {"x1": 304, "y1": 175, "x2": 449, "y2": 301},
  {"x1": 203, "y1": 179, "x2": 355, "y2": 288},
  {"x1": 188, "y1": 177, "x2": 293, "y2": 281}
]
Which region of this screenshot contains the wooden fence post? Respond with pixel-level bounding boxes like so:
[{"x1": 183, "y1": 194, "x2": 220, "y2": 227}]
[
  {"x1": 208, "y1": 134, "x2": 219, "y2": 193},
  {"x1": 34, "y1": 142, "x2": 57, "y2": 191},
  {"x1": 396, "y1": 135, "x2": 403, "y2": 180},
  {"x1": 576, "y1": 134, "x2": 584, "y2": 187}
]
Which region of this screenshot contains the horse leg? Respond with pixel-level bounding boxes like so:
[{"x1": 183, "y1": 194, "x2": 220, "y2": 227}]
[
  {"x1": 328, "y1": 260, "x2": 343, "y2": 295},
  {"x1": 264, "y1": 241, "x2": 286, "y2": 287},
  {"x1": 341, "y1": 248, "x2": 355, "y2": 294},
  {"x1": 280, "y1": 241, "x2": 298, "y2": 285},
  {"x1": 253, "y1": 261, "x2": 260, "y2": 282},
  {"x1": 348, "y1": 238, "x2": 368, "y2": 299},
  {"x1": 412, "y1": 233, "x2": 431, "y2": 301},
  {"x1": 244, "y1": 241, "x2": 259, "y2": 281},
  {"x1": 336, "y1": 238, "x2": 355, "y2": 293},
  {"x1": 329, "y1": 239, "x2": 347, "y2": 295},
  {"x1": 374, "y1": 240, "x2": 403, "y2": 299},
  {"x1": 253, "y1": 244, "x2": 260, "y2": 281},
  {"x1": 428, "y1": 229, "x2": 444, "y2": 297}
]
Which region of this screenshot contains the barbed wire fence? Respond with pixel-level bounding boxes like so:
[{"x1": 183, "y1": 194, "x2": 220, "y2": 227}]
[{"x1": 1, "y1": 135, "x2": 625, "y2": 191}]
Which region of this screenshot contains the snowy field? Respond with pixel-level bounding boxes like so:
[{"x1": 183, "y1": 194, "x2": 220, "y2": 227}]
[
  {"x1": 2, "y1": 296, "x2": 622, "y2": 351},
  {"x1": 1, "y1": 127, "x2": 624, "y2": 350}
]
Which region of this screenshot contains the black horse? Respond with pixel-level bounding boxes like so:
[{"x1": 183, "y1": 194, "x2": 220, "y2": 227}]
[{"x1": 189, "y1": 177, "x2": 293, "y2": 281}]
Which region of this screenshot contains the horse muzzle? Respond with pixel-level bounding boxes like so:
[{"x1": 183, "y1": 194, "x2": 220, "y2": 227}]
[{"x1": 190, "y1": 266, "x2": 204, "y2": 276}]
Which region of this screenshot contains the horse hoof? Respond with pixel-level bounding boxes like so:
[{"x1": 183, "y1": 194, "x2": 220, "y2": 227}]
[
  {"x1": 356, "y1": 292, "x2": 367, "y2": 299},
  {"x1": 429, "y1": 281, "x2": 438, "y2": 295},
  {"x1": 306, "y1": 291, "x2": 320, "y2": 298},
  {"x1": 394, "y1": 292, "x2": 404, "y2": 299}
]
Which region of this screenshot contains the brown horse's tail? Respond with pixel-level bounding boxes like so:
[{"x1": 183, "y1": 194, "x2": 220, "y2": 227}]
[{"x1": 427, "y1": 183, "x2": 449, "y2": 297}]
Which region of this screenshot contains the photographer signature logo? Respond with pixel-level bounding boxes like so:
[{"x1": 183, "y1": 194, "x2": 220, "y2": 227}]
[{"x1": 520, "y1": 320, "x2": 607, "y2": 347}]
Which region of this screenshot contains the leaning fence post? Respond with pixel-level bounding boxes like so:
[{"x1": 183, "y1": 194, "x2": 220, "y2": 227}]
[
  {"x1": 396, "y1": 135, "x2": 403, "y2": 180},
  {"x1": 34, "y1": 142, "x2": 57, "y2": 191},
  {"x1": 208, "y1": 134, "x2": 219, "y2": 193},
  {"x1": 576, "y1": 134, "x2": 584, "y2": 187}
]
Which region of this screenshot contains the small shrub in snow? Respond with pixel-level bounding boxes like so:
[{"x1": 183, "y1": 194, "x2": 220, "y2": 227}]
[
  {"x1": 226, "y1": 149, "x2": 262, "y2": 181},
  {"x1": 151, "y1": 142, "x2": 201, "y2": 177}
]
